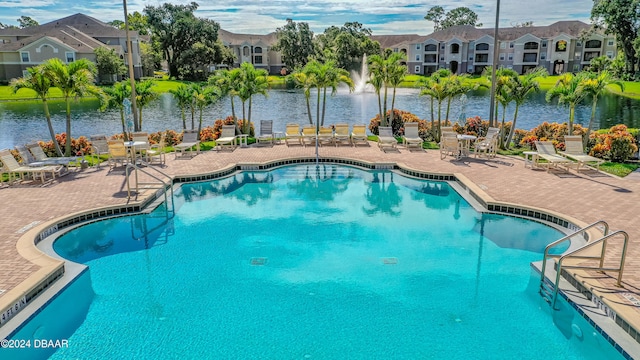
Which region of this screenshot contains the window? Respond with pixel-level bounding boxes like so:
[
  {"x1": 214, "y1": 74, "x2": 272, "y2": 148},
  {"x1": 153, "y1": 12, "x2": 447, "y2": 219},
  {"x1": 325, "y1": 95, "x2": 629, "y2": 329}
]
[
  {"x1": 475, "y1": 54, "x2": 489, "y2": 62},
  {"x1": 415, "y1": 65, "x2": 421, "y2": 73},
  {"x1": 20, "y1": 51, "x2": 29, "y2": 62},
  {"x1": 585, "y1": 40, "x2": 602, "y2": 48},
  {"x1": 575, "y1": 52, "x2": 581, "y2": 60},
  {"x1": 415, "y1": 54, "x2": 420, "y2": 61},
  {"x1": 65, "y1": 52, "x2": 75, "y2": 63},
  {"x1": 425, "y1": 44, "x2": 437, "y2": 51},
  {"x1": 255, "y1": 55, "x2": 263, "y2": 64},
  {"x1": 243, "y1": 47, "x2": 250, "y2": 56},
  {"x1": 509, "y1": 42, "x2": 514, "y2": 48},
  {"x1": 441, "y1": 44, "x2": 445, "y2": 49},
  {"x1": 584, "y1": 52, "x2": 600, "y2": 62},
  {"x1": 500, "y1": 42, "x2": 506, "y2": 49},
  {"x1": 440, "y1": 56, "x2": 444, "y2": 61},
  {"x1": 540, "y1": 52, "x2": 546, "y2": 60},
  {"x1": 416, "y1": 44, "x2": 421, "y2": 50},
  {"x1": 542, "y1": 40, "x2": 547, "y2": 48},
  {"x1": 573, "y1": 64, "x2": 580, "y2": 72},
  {"x1": 508, "y1": 53, "x2": 513, "y2": 61},
  {"x1": 425, "y1": 54, "x2": 437, "y2": 63},
  {"x1": 576, "y1": 41, "x2": 582, "y2": 47},
  {"x1": 523, "y1": 53, "x2": 537, "y2": 62},
  {"x1": 606, "y1": 51, "x2": 614, "y2": 59},
  {"x1": 469, "y1": 56, "x2": 474, "y2": 61},
  {"x1": 254, "y1": 47, "x2": 262, "y2": 54},
  {"x1": 524, "y1": 42, "x2": 539, "y2": 50},
  {"x1": 475, "y1": 43, "x2": 489, "y2": 51},
  {"x1": 555, "y1": 40, "x2": 567, "y2": 52},
  {"x1": 450, "y1": 43, "x2": 460, "y2": 54},
  {"x1": 499, "y1": 53, "x2": 505, "y2": 61},
  {"x1": 608, "y1": 40, "x2": 614, "y2": 46}
]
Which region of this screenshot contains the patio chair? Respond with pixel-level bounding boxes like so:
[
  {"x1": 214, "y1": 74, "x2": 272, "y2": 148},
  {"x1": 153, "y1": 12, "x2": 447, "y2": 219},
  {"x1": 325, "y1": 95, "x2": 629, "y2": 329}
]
[
  {"x1": 333, "y1": 124, "x2": 351, "y2": 146},
  {"x1": 146, "y1": 132, "x2": 166, "y2": 165},
  {"x1": 351, "y1": 125, "x2": 369, "y2": 146},
  {"x1": 533, "y1": 141, "x2": 574, "y2": 172},
  {"x1": 0, "y1": 149, "x2": 61, "y2": 183},
  {"x1": 474, "y1": 127, "x2": 500, "y2": 158},
  {"x1": 26, "y1": 142, "x2": 81, "y2": 168},
  {"x1": 174, "y1": 130, "x2": 201, "y2": 158},
  {"x1": 285, "y1": 123, "x2": 302, "y2": 146},
  {"x1": 256, "y1": 120, "x2": 274, "y2": 145},
  {"x1": 402, "y1": 122, "x2": 423, "y2": 149},
  {"x1": 318, "y1": 126, "x2": 335, "y2": 146},
  {"x1": 301, "y1": 125, "x2": 317, "y2": 147},
  {"x1": 377, "y1": 127, "x2": 397, "y2": 150},
  {"x1": 439, "y1": 132, "x2": 463, "y2": 160},
  {"x1": 131, "y1": 132, "x2": 150, "y2": 162},
  {"x1": 559, "y1": 135, "x2": 605, "y2": 172},
  {"x1": 216, "y1": 125, "x2": 237, "y2": 151},
  {"x1": 90, "y1": 135, "x2": 109, "y2": 168},
  {"x1": 107, "y1": 139, "x2": 129, "y2": 170},
  {"x1": 14, "y1": 145, "x2": 37, "y2": 165}
]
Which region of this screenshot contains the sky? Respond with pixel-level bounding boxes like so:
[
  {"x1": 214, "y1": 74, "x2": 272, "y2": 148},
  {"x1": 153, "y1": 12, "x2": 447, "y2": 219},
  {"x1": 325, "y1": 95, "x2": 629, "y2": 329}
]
[{"x1": 0, "y1": 0, "x2": 595, "y2": 35}]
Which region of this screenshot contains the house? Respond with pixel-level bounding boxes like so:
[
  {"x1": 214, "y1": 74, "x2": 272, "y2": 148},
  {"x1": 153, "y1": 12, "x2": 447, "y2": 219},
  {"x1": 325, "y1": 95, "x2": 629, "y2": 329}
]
[
  {"x1": 373, "y1": 21, "x2": 616, "y2": 76},
  {"x1": 0, "y1": 13, "x2": 142, "y2": 82},
  {"x1": 217, "y1": 29, "x2": 284, "y2": 75}
]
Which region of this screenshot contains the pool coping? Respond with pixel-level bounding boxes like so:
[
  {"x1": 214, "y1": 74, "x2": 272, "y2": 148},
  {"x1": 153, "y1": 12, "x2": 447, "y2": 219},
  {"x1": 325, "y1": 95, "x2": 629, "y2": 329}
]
[{"x1": 0, "y1": 156, "x2": 634, "y2": 357}]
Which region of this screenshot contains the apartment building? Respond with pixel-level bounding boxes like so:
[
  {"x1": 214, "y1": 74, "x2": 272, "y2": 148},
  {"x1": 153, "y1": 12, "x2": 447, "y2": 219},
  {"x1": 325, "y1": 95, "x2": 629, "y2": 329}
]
[{"x1": 0, "y1": 13, "x2": 143, "y2": 82}]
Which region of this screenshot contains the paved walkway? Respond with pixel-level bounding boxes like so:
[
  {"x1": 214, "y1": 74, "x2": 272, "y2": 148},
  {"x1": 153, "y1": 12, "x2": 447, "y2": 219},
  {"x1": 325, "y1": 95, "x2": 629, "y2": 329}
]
[{"x1": 1, "y1": 142, "x2": 639, "y2": 337}]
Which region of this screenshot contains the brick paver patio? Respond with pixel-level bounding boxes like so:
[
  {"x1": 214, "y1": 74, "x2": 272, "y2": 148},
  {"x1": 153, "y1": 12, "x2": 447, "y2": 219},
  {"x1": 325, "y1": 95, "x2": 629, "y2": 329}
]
[{"x1": 1, "y1": 142, "x2": 639, "y2": 341}]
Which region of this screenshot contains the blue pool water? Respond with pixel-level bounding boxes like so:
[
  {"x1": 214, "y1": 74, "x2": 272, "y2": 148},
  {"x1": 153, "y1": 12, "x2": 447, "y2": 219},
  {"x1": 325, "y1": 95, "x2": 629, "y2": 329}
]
[{"x1": 3, "y1": 165, "x2": 625, "y2": 359}]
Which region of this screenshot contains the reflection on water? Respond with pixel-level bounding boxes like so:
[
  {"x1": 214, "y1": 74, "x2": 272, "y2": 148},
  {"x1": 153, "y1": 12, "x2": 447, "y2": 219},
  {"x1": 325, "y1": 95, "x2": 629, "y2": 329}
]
[{"x1": 2, "y1": 88, "x2": 640, "y2": 149}]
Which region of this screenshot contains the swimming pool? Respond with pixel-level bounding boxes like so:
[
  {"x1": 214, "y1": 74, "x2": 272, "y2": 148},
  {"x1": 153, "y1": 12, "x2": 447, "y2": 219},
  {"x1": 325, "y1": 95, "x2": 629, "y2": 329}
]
[{"x1": 2, "y1": 165, "x2": 626, "y2": 359}]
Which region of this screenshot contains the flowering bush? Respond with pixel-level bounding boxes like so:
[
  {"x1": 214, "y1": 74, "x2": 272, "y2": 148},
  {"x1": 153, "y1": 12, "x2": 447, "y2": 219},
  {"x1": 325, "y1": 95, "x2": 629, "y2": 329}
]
[
  {"x1": 369, "y1": 109, "x2": 421, "y2": 136},
  {"x1": 212, "y1": 116, "x2": 238, "y2": 139},
  {"x1": 199, "y1": 126, "x2": 216, "y2": 142},
  {"x1": 39, "y1": 133, "x2": 90, "y2": 157},
  {"x1": 591, "y1": 124, "x2": 638, "y2": 162}
]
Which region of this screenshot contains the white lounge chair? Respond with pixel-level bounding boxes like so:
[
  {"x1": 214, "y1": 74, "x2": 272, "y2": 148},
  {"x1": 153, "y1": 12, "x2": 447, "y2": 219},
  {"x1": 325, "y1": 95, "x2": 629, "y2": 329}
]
[
  {"x1": 474, "y1": 127, "x2": 500, "y2": 158},
  {"x1": 0, "y1": 149, "x2": 62, "y2": 183},
  {"x1": 216, "y1": 125, "x2": 237, "y2": 150},
  {"x1": 559, "y1": 135, "x2": 605, "y2": 171},
  {"x1": 256, "y1": 120, "x2": 274, "y2": 145},
  {"x1": 351, "y1": 125, "x2": 368, "y2": 146},
  {"x1": 175, "y1": 130, "x2": 201, "y2": 158},
  {"x1": 146, "y1": 132, "x2": 166, "y2": 165},
  {"x1": 377, "y1": 126, "x2": 397, "y2": 150},
  {"x1": 26, "y1": 142, "x2": 81, "y2": 168},
  {"x1": 534, "y1": 141, "x2": 574, "y2": 172},
  {"x1": 402, "y1": 122, "x2": 423, "y2": 149}
]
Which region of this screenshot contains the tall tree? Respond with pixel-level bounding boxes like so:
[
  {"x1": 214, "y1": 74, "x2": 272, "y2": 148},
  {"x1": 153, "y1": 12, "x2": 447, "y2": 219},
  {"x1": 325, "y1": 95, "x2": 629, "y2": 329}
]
[
  {"x1": 300, "y1": 60, "x2": 354, "y2": 126},
  {"x1": 140, "y1": 41, "x2": 163, "y2": 77},
  {"x1": 209, "y1": 69, "x2": 241, "y2": 122},
  {"x1": 367, "y1": 51, "x2": 407, "y2": 127},
  {"x1": 234, "y1": 63, "x2": 269, "y2": 134},
  {"x1": 104, "y1": 81, "x2": 132, "y2": 138},
  {"x1": 580, "y1": 71, "x2": 624, "y2": 146},
  {"x1": 170, "y1": 84, "x2": 193, "y2": 130},
  {"x1": 135, "y1": 80, "x2": 158, "y2": 131},
  {"x1": 425, "y1": 6, "x2": 482, "y2": 31},
  {"x1": 592, "y1": 0, "x2": 640, "y2": 77},
  {"x1": 17, "y1": 16, "x2": 38, "y2": 28},
  {"x1": 291, "y1": 71, "x2": 317, "y2": 125},
  {"x1": 314, "y1": 22, "x2": 381, "y2": 70},
  {"x1": 546, "y1": 73, "x2": 589, "y2": 136},
  {"x1": 94, "y1": 46, "x2": 126, "y2": 84},
  {"x1": 504, "y1": 67, "x2": 548, "y2": 148},
  {"x1": 145, "y1": 2, "x2": 227, "y2": 80},
  {"x1": 10, "y1": 65, "x2": 62, "y2": 156},
  {"x1": 43, "y1": 58, "x2": 106, "y2": 156},
  {"x1": 272, "y1": 19, "x2": 315, "y2": 72}
]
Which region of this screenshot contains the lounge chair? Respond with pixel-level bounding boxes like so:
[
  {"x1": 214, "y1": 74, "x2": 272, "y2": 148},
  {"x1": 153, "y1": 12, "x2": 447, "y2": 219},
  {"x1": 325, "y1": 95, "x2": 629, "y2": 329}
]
[
  {"x1": 216, "y1": 125, "x2": 237, "y2": 151},
  {"x1": 90, "y1": 135, "x2": 109, "y2": 168},
  {"x1": 351, "y1": 125, "x2": 368, "y2": 146},
  {"x1": 0, "y1": 149, "x2": 61, "y2": 183},
  {"x1": 285, "y1": 123, "x2": 302, "y2": 146},
  {"x1": 107, "y1": 139, "x2": 129, "y2": 169},
  {"x1": 146, "y1": 132, "x2": 166, "y2": 165},
  {"x1": 175, "y1": 130, "x2": 201, "y2": 158},
  {"x1": 318, "y1": 126, "x2": 335, "y2": 146},
  {"x1": 559, "y1": 135, "x2": 605, "y2": 171},
  {"x1": 377, "y1": 127, "x2": 397, "y2": 150},
  {"x1": 26, "y1": 142, "x2": 81, "y2": 167},
  {"x1": 533, "y1": 141, "x2": 574, "y2": 172},
  {"x1": 333, "y1": 123, "x2": 351, "y2": 146},
  {"x1": 439, "y1": 132, "x2": 463, "y2": 160},
  {"x1": 402, "y1": 122, "x2": 423, "y2": 149},
  {"x1": 474, "y1": 127, "x2": 500, "y2": 158},
  {"x1": 256, "y1": 120, "x2": 274, "y2": 145},
  {"x1": 131, "y1": 132, "x2": 150, "y2": 162},
  {"x1": 301, "y1": 125, "x2": 317, "y2": 147}
]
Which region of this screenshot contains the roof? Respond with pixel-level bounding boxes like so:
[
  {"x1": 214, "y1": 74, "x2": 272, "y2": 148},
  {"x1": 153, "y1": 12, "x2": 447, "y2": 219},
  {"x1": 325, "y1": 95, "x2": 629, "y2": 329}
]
[{"x1": 218, "y1": 29, "x2": 277, "y2": 46}]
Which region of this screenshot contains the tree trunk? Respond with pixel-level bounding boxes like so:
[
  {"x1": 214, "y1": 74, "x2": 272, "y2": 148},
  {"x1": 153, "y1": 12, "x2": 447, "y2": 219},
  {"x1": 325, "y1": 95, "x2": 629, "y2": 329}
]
[
  {"x1": 197, "y1": 108, "x2": 203, "y2": 140},
  {"x1": 568, "y1": 105, "x2": 575, "y2": 135},
  {"x1": 43, "y1": 99, "x2": 63, "y2": 156},
  {"x1": 65, "y1": 99, "x2": 72, "y2": 156},
  {"x1": 506, "y1": 104, "x2": 520, "y2": 149},
  {"x1": 138, "y1": 107, "x2": 143, "y2": 132},
  {"x1": 321, "y1": 87, "x2": 328, "y2": 126},
  {"x1": 585, "y1": 97, "x2": 598, "y2": 148},
  {"x1": 382, "y1": 86, "x2": 389, "y2": 126},
  {"x1": 305, "y1": 96, "x2": 313, "y2": 125},
  {"x1": 181, "y1": 108, "x2": 186, "y2": 130}
]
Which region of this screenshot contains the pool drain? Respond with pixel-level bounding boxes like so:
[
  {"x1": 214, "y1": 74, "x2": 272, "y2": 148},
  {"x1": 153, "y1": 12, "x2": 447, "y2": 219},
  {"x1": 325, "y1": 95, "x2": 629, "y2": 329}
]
[
  {"x1": 250, "y1": 257, "x2": 267, "y2": 265},
  {"x1": 381, "y1": 257, "x2": 398, "y2": 264}
]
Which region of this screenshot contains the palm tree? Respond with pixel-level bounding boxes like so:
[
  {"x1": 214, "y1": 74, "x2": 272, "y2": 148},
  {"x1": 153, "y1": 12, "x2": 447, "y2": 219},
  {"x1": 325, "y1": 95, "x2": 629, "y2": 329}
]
[
  {"x1": 483, "y1": 67, "x2": 518, "y2": 127},
  {"x1": 235, "y1": 62, "x2": 269, "y2": 134},
  {"x1": 367, "y1": 52, "x2": 407, "y2": 127},
  {"x1": 291, "y1": 71, "x2": 317, "y2": 125},
  {"x1": 209, "y1": 69, "x2": 240, "y2": 121},
  {"x1": 10, "y1": 65, "x2": 63, "y2": 156},
  {"x1": 104, "y1": 81, "x2": 132, "y2": 138},
  {"x1": 135, "y1": 80, "x2": 158, "y2": 131},
  {"x1": 580, "y1": 71, "x2": 624, "y2": 146},
  {"x1": 504, "y1": 67, "x2": 548, "y2": 148},
  {"x1": 386, "y1": 53, "x2": 407, "y2": 120},
  {"x1": 546, "y1": 72, "x2": 589, "y2": 135},
  {"x1": 306, "y1": 59, "x2": 354, "y2": 126},
  {"x1": 367, "y1": 54, "x2": 387, "y2": 125},
  {"x1": 43, "y1": 58, "x2": 106, "y2": 156},
  {"x1": 169, "y1": 84, "x2": 193, "y2": 130},
  {"x1": 495, "y1": 74, "x2": 515, "y2": 149},
  {"x1": 194, "y1": 86, "x2": 221, "y2": 138}
]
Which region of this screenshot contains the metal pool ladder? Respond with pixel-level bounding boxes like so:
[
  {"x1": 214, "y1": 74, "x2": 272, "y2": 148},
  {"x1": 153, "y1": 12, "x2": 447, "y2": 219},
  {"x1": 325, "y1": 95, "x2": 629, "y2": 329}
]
[
  {"x1": 125, "y1": 162, "x2": 175, "y2": 217},
  {"x1": 539, "y1": 220, "x2": 629, "y2": 309}
]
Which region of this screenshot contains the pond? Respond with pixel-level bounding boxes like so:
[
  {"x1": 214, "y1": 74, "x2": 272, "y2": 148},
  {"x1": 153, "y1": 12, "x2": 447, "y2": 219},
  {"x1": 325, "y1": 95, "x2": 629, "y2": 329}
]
[{"x1": 1, "y1": 88, "x2": 639, "y2": 149}]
